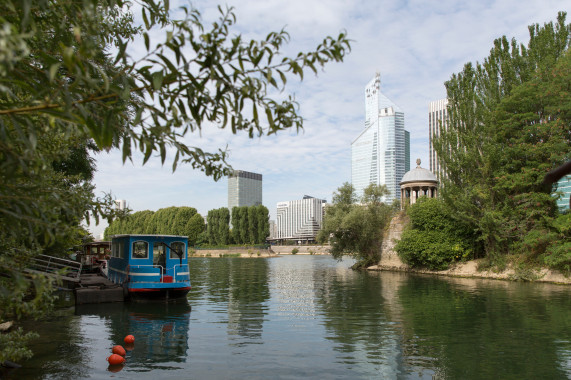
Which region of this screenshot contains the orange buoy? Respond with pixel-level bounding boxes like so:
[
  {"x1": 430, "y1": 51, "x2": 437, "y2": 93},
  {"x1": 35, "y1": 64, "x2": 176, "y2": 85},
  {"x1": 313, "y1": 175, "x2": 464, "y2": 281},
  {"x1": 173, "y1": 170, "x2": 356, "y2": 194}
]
[
  {"x1": 112, "y1": 345, "x2": 126, "y2": 356},
  {"x1": 106, "y1": 354, "x2": 125, "y2": 366},
  {"x1": 124, "y1": 335, "x2": 135, "y2": 344}
]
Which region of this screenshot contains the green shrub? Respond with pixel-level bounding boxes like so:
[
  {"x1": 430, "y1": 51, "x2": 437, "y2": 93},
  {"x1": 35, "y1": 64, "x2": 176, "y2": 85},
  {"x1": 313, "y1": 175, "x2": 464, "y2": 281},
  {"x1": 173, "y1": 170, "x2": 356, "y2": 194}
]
[
  {"x1": 543, "y1": 242, "x2": 571, "y2": 275},
  {"x1": 396, "y1": 229, "x2": 470, "y2": 270},
  {"x1": 540, "y1": 214, "x2": 571, "y2": 275},
  {"x1": 396, "y1": 198, "x2": 473, "y2": 270},
  {"x1": 291, "y1": 248, "x2": 299, "y2": 254}
]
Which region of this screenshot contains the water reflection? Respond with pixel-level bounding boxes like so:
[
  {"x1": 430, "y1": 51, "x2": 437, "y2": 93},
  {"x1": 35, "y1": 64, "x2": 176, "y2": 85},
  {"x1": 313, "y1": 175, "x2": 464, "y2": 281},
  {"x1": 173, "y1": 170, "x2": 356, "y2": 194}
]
[
  {"x1": 189, "y1": 258, "x2": 270, "y2": 344},
  {"x1": 75, "y1": 301, "x2": 191, "y2": 369},
  {"x1": 11, "y1": 256, "x2": 571, "y2": 379}
]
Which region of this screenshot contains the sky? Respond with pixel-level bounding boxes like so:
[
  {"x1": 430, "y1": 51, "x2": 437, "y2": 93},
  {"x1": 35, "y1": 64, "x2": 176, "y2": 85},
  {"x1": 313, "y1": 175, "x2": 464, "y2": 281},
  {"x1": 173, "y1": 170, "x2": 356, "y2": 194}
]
[{"x1": 88, "y1": 0, "x2": 569, "y2": 238}]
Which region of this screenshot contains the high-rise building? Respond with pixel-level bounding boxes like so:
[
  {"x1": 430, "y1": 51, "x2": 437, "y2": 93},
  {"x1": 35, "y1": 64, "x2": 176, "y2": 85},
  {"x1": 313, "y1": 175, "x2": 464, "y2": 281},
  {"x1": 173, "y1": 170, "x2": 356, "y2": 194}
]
[
  {"x1": 428, "y1": 98, "x2": 448, "y2": 180},
  {"x1": 276, "y1": 196, "x2": 325, "y2": 242},
  {"x1": 115, "y1": 199, "x2": 127, "y2": 210},
  {"x1": 227, "y1": 170, "x2": 262, "y2": 211},
  {"x1": 351, "y1": 73, "x2": 409, "y2": 203}
]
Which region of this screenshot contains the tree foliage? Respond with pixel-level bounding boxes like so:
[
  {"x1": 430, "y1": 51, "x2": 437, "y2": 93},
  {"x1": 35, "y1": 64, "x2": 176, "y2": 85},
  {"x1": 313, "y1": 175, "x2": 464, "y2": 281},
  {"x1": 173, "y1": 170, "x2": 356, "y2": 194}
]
[
  {"x1": 318, "y1": 183, "x2": 395, "y2": 268},
  {"x1": 396, "y1": 198, "x2": 476, "y2": 270},
  {"x1": 228, "y1": 205, "x2": 270, "y2": 244},
  {"x1": 105, "y1": 207, "x2": 205, "y2": 245},
  {"x1": 207, "y1": 208, "x2": 230, "y2": 246},
  {"x1": 433, "y1": 12, "x2": 571, "y2": 267}
]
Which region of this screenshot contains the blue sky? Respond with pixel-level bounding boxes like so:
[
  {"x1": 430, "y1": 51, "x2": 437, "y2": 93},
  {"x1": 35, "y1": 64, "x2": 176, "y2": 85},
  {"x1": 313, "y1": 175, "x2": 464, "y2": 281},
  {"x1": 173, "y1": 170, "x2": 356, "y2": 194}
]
[{"x1": 88, "y1": 0, "x2": 569, "y2": 238}]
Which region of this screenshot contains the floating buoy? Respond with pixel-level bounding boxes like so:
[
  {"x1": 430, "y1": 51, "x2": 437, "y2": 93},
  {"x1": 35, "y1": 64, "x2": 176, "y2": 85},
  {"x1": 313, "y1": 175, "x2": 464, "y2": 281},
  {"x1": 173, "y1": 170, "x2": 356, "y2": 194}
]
[
  {"x1": 124, "y1": 335, "x2": 135, "y2": 344},
  {"x1": 112, "y1": 345, "x2": 126, "y2": 356},
  {"x1": 106, "y1": 354, "x2": 125, "y2": 366}
]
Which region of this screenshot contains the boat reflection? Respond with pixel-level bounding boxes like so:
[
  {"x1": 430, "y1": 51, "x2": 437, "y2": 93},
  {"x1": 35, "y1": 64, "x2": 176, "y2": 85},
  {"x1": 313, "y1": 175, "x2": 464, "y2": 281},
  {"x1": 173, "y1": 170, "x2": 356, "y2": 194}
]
[{"x1": 75, "y1": 300, "x2": 191, "y2": 369}]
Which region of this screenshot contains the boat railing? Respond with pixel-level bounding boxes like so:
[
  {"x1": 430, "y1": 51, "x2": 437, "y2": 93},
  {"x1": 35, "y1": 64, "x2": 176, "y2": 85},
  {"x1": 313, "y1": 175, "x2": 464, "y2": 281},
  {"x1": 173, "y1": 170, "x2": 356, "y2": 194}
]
[
  {"x1": 128, "y1": 265, "x2": 162, "y2": 282},
  {"x1": 27, "y1": 254, "x2": 83, "y2": 281},
  {"x1": 173, "y1": 264, "x2": 190, "y2": 282},
  {"x1": 127, "y1": 264, "x2": 189, "y2": 283}
]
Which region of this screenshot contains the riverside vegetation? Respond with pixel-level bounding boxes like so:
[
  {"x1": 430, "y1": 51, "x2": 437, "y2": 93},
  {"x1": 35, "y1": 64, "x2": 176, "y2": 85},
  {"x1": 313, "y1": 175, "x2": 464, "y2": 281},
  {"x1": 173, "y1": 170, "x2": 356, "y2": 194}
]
[
  {"x1": 103, "y1": 205, "x2": 270, "y2": 246},
  {"x1": 321, "y1": 13, "x2": 570, "y2": 276},
  {"x1": 397, "y1": 13, "x2": 571, "y2": 275}
]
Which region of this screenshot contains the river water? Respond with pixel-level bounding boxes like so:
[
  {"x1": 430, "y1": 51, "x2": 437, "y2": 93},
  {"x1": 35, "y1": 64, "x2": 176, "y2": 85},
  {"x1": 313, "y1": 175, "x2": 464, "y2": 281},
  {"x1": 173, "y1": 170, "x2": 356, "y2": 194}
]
[{"x1": 10, "y1": 255, "x2": 571, "y2": 379}]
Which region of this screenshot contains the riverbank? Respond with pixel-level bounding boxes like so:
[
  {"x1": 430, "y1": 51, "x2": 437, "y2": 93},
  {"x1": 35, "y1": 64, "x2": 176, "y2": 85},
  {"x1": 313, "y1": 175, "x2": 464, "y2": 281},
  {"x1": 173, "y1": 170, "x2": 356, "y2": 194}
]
[
  {"x1": 190, "y1": 245, "x2": 330, "y2": 258},
  {"x1": 367, "y1": 260, "x2": 571, "y2": 285},
  {"x1": 369, "y1": 213, "x2": 571, "y2": 284},
  {"x1": 190, "y1": 243, "x2": 571, "y2": 285}
]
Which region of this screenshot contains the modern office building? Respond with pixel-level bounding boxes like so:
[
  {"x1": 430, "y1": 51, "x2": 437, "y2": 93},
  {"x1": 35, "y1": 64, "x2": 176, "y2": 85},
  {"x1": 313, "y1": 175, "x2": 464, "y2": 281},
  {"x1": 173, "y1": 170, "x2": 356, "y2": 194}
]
[
  {"x1": 268, "y1": 220, "x2": 277, "y2": 239},
  {"x1": 351, "y1": 72, "x2": 409, "y2": 203},
  {"x1": 228, "y1": 170, "x2": 263, "y2": 211},
  {"x1": 115, "y1": 199, "x2": 127, "y2": 210},
  {"x1": 275, "y1": 196, "x2": 325, "y2": 242},
  {"x1": 428, "y1": 98, "x2": 448, "y2": 180},
  {"x1": 556, "y1": 175, "x2": 571, "y2": 211}
]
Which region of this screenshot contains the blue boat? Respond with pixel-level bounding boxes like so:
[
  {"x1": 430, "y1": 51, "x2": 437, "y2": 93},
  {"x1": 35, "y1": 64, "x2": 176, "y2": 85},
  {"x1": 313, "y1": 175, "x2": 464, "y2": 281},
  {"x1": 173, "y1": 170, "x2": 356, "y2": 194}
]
[{"x1": 107, "y1": 235, "x2": 191, "y2": 300}]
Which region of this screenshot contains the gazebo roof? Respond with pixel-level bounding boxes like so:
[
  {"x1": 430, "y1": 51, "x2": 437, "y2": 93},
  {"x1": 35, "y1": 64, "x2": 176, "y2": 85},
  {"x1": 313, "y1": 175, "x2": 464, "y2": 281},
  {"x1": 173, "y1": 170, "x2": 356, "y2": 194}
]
[{"x1": 400, "y1": 159, "x2": 438, "y2": 185}]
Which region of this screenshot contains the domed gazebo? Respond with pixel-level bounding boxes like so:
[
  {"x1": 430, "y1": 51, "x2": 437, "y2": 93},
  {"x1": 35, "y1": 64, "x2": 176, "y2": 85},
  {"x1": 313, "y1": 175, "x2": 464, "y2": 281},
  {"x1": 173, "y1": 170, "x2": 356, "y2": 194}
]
[{"x1": 400, "y1": 158, "x2": 438, "y2": 210}]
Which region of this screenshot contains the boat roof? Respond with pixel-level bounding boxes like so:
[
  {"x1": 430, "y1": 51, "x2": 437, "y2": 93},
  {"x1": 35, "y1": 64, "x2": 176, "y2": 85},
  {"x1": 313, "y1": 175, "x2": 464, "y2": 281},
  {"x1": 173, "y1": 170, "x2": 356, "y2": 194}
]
[
  {"x1": 83, "y1": 241, "x2": 111, "y2": 246},
  {"x1": 110, "y1": 234, "x2": 188, "y2": 239}
]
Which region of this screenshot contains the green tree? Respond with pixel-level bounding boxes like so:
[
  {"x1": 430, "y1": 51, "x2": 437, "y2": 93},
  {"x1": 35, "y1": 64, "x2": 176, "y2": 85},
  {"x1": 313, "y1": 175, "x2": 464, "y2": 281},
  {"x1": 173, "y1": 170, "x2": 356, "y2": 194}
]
[
  {"x1": 172, "y1": 207, "x2": 198, "y2": 236},
  {"x1": 318, "y1": 183, "x2": 394, "y2": 269},
  {"x1": 218, "y1": 208, "x2": 231, "y2": 245},
  {"x1": 248, "y1": 206, "x2": 259, "y2": 244},
  {"x1": 396, "y1": 198, "x2": 476, "y2": 270},
  {"x1": 231, "y1": 207, "x2": 242, "y2": 244},
  {"x1": 185, "y1": 213, "x2": 206, "y2": 246},
  {"x1": 238, "y1": 206, "x2": 250, "y2": 244},
  {"x1": 434, "y1": 12, "x2": 570, "y2": 264},
  {"x1": 206, "y1": 209, "x2": 218, "y2": 245},
  {"x1": 256, "y1": 205, "x2": 270, "y2": 244}
]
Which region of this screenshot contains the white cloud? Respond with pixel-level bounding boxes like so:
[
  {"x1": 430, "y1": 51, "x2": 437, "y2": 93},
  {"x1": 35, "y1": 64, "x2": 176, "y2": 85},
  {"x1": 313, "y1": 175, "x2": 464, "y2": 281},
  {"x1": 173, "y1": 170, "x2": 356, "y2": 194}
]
[{"x1": 89, "y1": 0, "x2": 569, "y2": 237}]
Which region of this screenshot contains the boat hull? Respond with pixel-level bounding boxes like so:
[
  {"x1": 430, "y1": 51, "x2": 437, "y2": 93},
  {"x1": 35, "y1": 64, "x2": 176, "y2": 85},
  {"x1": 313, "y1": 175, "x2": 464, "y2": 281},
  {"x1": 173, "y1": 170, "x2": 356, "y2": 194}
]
[{"x1": 127, "y1": 285, "x2": 191, "y2": 301}]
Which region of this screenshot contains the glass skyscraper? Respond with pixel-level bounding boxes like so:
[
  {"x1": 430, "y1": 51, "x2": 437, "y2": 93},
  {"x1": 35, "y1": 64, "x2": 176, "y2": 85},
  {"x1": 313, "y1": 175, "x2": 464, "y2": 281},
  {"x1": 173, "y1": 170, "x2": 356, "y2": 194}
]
[
  {"x1": 351, "y1": 73, "x2": 409, "y2": 203},
  {"x1": 227, "y1": 170, "x2": 262, "y2": 211},
  {"x1": 429, "y1": 98, "x2": 448, "y2": 180}
]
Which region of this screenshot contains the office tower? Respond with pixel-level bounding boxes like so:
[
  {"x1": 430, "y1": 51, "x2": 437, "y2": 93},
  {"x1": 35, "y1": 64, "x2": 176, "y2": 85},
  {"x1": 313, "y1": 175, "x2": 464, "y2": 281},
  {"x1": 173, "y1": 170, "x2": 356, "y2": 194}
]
[
  {"x1": 428, "y1": 98, "x2": 448, "y2": 180},
  {"x1": 351, "y1": 72, "x2": 409, "y2": 203},
  {"x1": 405, "y1": 130, "x2": 410, "y2": 173},
  {"x1": 115, "y1": 199, "x2": 127, "y2": 210},
  {"x1": 227, "y1": 170, "x2": 262, "y2": 210},
  {"x1": 276, "y1": 196, "x2": 325, "y2": 242}
]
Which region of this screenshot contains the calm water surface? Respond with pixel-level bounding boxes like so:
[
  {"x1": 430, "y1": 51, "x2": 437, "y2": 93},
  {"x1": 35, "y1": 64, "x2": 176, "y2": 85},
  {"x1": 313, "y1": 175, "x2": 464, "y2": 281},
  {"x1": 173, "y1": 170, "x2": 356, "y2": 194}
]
[{"x1": 11, "y1": 255, "x2": 571, "y2": 379}]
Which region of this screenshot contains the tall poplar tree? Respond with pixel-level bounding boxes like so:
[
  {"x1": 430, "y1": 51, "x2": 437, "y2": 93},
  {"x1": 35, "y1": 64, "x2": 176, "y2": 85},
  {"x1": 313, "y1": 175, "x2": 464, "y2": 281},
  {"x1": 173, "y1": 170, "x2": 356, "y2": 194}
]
[{"x1": 434, "y1": 12, "x2": 570, "y2": 262}]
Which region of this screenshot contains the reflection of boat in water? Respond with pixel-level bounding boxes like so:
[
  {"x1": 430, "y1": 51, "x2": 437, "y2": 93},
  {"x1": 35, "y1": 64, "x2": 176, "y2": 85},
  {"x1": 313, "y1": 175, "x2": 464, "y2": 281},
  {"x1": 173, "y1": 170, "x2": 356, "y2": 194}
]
[
  {"x1": 107, "y1": 235, "x2": 191, "y2": 301},
  {"x1": 76, "y1": 300, "x2": 191, "y2": 365}
]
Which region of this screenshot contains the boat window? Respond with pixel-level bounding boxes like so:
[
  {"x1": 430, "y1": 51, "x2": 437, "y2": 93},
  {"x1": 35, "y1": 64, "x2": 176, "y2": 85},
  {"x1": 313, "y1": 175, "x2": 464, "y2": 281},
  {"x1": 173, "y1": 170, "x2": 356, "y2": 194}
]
[
  {"x1": 153, "y1": 242, "x2": 166, "y2": 270},
  {"x1": 170, "y1": 241, "x2": 186, "y2": 259},
  {"x1": 112, "y1": 242, "x2": 125, "y2": 258},
  {"x1": 132, "y1": 241, "x2": 149, "y2": 259}
]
